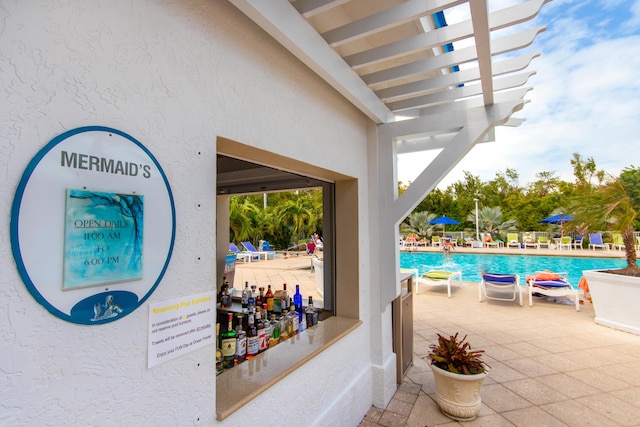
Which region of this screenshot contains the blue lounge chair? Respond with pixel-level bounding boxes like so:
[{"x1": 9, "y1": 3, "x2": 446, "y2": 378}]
[
  {"x1": 526, "y1": 271, "x2": 582, "y2": 311},
  {"x1": 260, "y1": 240, "x2": 275, "y2": 251},
  {"x1": 572, "y1": 236, "x2": 584, "y2": 250},
  {"x1": 588, "y1": 233, "x2": 609, "y2": 251},
  {"x1": 479, "y1": 273, "x2": 522, "y2": 306},
  {"x1": 241, "y1": 241, "x2": 273, "y2": 260},
  {"x1": 229, "y1": 243, "x2": 257, "y2": 262}
]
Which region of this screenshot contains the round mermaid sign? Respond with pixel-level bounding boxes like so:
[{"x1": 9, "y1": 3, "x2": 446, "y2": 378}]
[{"x1": 11, "y1": 126, "x2": 175, "y2": 325}]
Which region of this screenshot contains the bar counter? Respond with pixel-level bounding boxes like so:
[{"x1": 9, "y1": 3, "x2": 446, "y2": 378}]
[{"x1": 216, "y1": 316, "x2": 362, "y2": 420}]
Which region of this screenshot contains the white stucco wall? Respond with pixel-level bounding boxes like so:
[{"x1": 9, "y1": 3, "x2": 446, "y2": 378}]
[{"x1": 0, "y1": 1, "x2": 383, "y2": 425}]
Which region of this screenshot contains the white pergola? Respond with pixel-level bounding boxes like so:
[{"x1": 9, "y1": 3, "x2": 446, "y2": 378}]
[{"x1": 230, "y1": 0, "x2": 550, "y2": 306}]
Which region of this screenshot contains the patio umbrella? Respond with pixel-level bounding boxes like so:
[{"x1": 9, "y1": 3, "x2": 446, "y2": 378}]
[
  {"x1": 539, "y1": 213, "x2": 575, "y2": 237},
  {"x1": 429, "y1": 215, "x2": 460, "y2": 235},
  {"x1": 539, "y1": 213, "x2": 575, "y2": 225}
]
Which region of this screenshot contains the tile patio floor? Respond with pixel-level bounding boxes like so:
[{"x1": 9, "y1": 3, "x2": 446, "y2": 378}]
[
  {"x1": 359, "y1": 282, "x2": 640, "y2": 427},
  {"x1": 233, "y1": 252, "x2": 640, "y2": 426}
]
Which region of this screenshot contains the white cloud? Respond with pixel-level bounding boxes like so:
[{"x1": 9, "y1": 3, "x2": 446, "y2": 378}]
[{"x1": 399, "y1": 1, "x2": 640, "y2": 189}]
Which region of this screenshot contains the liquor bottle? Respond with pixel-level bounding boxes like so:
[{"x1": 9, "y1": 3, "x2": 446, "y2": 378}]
[
  {"x1": 256, "y1": 309, "x2": 266, "y2": 353},
  {"x1": 221, "y1": 284, "x2": 232, "y2": 309},
  {"x1": 234, "y1": 314, "x2": 247, "y2": 364},
  {"x1": 246, "y1": 312, "x2": 259, "y2": 359},
  {"x1": 293, "y1": 284, "x2": 303, "y2": 327},
  {"x1": 256, "y1": 287, "x2": 265, "y2": 308},
  {"x1": 265, "y1": 285, "x2": 274, "y2": 314},
  {"x1": 293, "y1": 284, "x2": 303, "y2": 313},
  {"x1": 221, "y1": 313, "x2": 236, "y2": 369},
  {"x1": 298, "y1": 303, "x2": 307, "y2": 333},
  {"x1": 248, "y1": 294, "x2": 255, "y2": 314},
  {"x1": 267, "y1": 314, "x2": 278, "y2": 346},
  {"x1": 219, "y1": 281, "x2": 226, "y2": 304},
  {"x1": 262, "y1": 303, "x2": 272, "y2": 348},
  {"x1": 306, "y1": 296, "x2": 318, "y2": 327},
  {"x1": 279, "y1": 310, "x2": 291, "y2": 342},
  {"x1": 251, "y1": 285, "x2": 257, "y2": 305},
  {"x1": 288, "y1": 303, "x2": 299, "y2": 336},
  {"x1": 241, "y1": 282, "x2": 250, "y2": 311},
  {"x1": 282, "y1": 283, "x2": 288, "y2": 311},
  {"x1": 216, "y1": 323, "x2": 223, "y2": 375}
]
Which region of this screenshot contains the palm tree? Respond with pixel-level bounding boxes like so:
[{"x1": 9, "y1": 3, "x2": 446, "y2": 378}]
[
  {"x1": 229, "y1": 198, "x2": 259, "y2": 243},
  {"x1": 468, "y1": 206, "x2": 518, "y2": 241},
  {"x1": 570, "y1": 177, "x2": 639, "y2": 275},
  {"x1": 273, "y1": 198, "x2": 316, "y2": 242},
  {"x1": 400, "y1": 211, "x2": 437, "y2": 239}
]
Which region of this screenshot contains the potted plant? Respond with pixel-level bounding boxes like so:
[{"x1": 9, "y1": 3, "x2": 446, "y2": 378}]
[
  {"x1": 571, "y1": 174, "x2": 640, "y2": 334},
  {"x1": 427, "y1": 333, "x2": 489, "y2": 421}
]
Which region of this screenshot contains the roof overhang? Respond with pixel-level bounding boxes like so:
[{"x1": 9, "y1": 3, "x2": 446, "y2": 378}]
[{"x1": 229, "y1": 0, "x2": 549, "y2": 125}]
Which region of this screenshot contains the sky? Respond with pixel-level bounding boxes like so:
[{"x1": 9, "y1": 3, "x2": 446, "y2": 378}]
[{"x1": 397, "y1": 0, "x2": 640, "y2": 189}]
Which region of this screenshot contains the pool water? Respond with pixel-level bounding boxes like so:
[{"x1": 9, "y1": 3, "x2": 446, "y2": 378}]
[{"x1": 400, "y1": 252, "x2": 626, "y2": 284}]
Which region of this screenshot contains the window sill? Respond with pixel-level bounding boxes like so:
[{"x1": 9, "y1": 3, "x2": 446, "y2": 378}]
[{"x1": 216, "y1": 316, "x2": 362, "y2": 420}]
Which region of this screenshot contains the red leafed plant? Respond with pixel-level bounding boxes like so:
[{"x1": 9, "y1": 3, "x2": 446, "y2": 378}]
[{"x1": 428, "y1": 333, "x2": 487, "y2": 375}]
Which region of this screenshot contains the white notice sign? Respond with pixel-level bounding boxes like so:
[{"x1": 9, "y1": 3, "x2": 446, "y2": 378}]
[{"x1": 148, "y1": 291, "x2": 215, "y2": 368}]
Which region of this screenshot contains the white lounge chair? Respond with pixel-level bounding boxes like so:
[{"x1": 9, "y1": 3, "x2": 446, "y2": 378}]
[
  {"x1": 558, "y1": 236, "x2": 572, "y2": 250},
  {"x1": 527, "y1": 271, "x2": 582, "y2": 311},
  {"x1": 417, "y1": 270, "x2": 462, "y2": 298},
  {"x1": 241, "y1": 241, "x2": 273, "y2": 260},
  {"x1": 572, "y1": 236, "x2": 584, "y2": 250},
  {"x1": 479, "y1": 273, "x2": 522, "y2": 306},
  {"x1": 507, "y1": 233, "x2": 520, "y2": 249},
  {"x1": 537, "y1": 236, "x2": 551, "y2": 249}
]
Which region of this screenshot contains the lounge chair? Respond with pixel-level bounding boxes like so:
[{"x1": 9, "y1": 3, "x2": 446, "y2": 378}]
[
  {"x1": 572, "y1": 236, "x2": 584, "y2": 250},
  {"x1": 523, "y1": 234, "x2": 538, "y2": 249},
  {"x1": 417, "y1": 238, "x2": 429, "y2": 247},
  {"x1": 431, "y1": 236, "x2": 441, "y2": 247},
  {"x1": 537, "y1": 235, "x2": 551, "y2": 249},
  {"x1": 463, "y1": 237, "x2": 476, "y2": 247},
  {"x1": 526, "y1": 271, "x2": 582, "y2": 311},
  {"x1": 479, "y1": 273, "x2": 522, "y2": 306},
  {"x1": 558, "y1": 236, "x2": 572, "y2": 250},
  {"x1": 260, "y1": 240, "x2": 276, "y2": 252},
  {"x1": 482, "y1": 233, "x2": 499, "y2": 248},
  {"x1": 507, "y1": 233, "x2": 520, "y2": 248},
  {"x1": 417, "y1": 270, "x2": 462, "y2": 298},
  {"x1": 241, "y1": 241, "x2": 272, "y2": 260},
  {"x1": 612, "y1": 233, "x2": 624, "y2": 251},
  {"x1": 588, "y1": 233, "x2": 610, "y2": 251},
  {"x1": 229, "y1": 242, "x2": 256, "y2": 263}
]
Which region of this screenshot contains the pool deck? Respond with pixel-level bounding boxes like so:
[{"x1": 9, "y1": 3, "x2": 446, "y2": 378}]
[
  {"x1": 360, "y1": 280, "x2": 640, "y2": 427},
  {"x1": 400, "y1": 244, "x2": 627, "y2": 258},
  {"x1": 233, "y1": 250, "x2": 640, "y2": 426}
]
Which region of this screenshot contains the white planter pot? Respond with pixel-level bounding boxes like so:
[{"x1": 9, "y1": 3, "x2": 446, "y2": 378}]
[
  {"x1": 430, "y1": 364, "x2": 488, "y2": 421},
  {"x1": 583, "y1": 269, "x2": 640, "y2": 335}
]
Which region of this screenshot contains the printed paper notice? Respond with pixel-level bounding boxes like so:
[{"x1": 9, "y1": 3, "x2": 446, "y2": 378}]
[{"x1": 148, "y1": 292, "x2": 215, "y2": 368}]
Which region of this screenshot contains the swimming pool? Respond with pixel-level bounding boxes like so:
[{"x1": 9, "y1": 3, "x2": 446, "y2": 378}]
[{"x1": 400, "y1": 252, "x2": 626, "y2": 284}]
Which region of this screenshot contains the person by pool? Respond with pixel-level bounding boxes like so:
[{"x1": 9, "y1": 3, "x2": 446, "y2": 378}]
[{"x1": 442, "y1": 237, "x2": 454, "y2": 253}]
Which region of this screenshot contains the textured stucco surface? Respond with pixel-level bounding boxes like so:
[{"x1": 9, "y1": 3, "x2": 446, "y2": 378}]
[{"x1": 0, "y1": 0, "x2": 382, "y2": 425}]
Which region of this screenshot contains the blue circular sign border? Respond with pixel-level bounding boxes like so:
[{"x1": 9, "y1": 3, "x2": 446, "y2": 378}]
[{"x1": 10, "y1": 126, "x2": 176, "y2": 325}]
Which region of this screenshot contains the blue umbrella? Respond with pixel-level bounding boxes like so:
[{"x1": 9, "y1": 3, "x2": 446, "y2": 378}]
[
  {"x1": 429, "y1": 215, "x2": 460, "y2": 235},
  {"x1": 539, "y1": 214, "x2": 574, "y2": 225}
]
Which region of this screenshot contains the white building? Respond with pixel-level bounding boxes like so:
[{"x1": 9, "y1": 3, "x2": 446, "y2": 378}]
[{"x1": 0, "y1": 1, "x2": 548, "y2": 425}]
